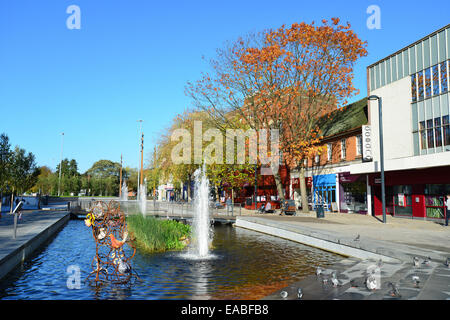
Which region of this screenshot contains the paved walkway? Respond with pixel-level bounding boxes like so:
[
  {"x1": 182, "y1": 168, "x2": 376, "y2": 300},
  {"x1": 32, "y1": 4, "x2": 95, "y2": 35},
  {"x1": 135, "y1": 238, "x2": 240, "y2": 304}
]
[
  {"x1": 0, "y1": 209, "x2": 70, "y2": 280},
  {"x1": 233, "y1": 212, "x2": 450, "y2": 300}
]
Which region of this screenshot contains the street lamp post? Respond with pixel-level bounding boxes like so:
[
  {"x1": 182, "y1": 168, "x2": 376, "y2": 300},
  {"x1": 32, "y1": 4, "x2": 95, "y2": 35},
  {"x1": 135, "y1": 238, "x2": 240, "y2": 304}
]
[
  {"x1": 368, "y1": 95, "x2": 386, "y2": 224},
  {"x1": 137, "y1": 120, "x2": 143, "y2": 200},
  {"x1": 254, "y1": 163, "x2": 257, "y2": 210},
  {"x1": 58, "y1": 132, "x2": 64, "y2": 197}
]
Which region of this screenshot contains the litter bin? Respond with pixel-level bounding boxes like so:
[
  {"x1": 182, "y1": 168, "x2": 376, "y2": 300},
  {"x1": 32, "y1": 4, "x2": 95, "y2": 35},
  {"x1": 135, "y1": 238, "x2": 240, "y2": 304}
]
[{"x1": 316, "y1": 204, "x2": 325, "y2": 218}]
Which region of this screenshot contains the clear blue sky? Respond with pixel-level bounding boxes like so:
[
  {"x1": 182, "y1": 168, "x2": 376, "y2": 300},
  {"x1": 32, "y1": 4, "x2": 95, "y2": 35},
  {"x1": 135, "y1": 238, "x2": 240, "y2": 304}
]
[{"x1": 0, "y1": 0, "x2": 449, "y2": 173}]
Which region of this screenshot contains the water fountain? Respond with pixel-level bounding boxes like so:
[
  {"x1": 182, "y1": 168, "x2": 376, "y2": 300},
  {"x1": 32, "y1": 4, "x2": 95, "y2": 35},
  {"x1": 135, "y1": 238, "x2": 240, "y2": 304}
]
[
  {"x1": 139, "y1": 179, "x2": 147, "y2": 216},
  {"x1": 120, "y1": 181, "x2": 128, "y2": 201},
  {"x1": 189, "y1": 165, "x2": 213, "y2": 259}
]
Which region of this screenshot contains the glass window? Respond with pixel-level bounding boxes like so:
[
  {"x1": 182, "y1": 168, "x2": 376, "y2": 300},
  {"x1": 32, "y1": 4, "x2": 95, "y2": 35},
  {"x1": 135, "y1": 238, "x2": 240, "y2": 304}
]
[
  {"x1": 443, "y1": 115, "x2": 450, "y2": 146},
  {"x1": 420, "y1": 121, "x2": 427, "y2": 149},
  {"x1": 356, "y1": 135, "x2": 362, "y2": 156},
  {"x1": 418, "y1": 70, "x2": 424, "y2": 100},
  {"x1": 341, "y1": 139, "x2": 346, "y2": 159},
  {"x1": 327, "y1": 143, "x2": 332, "y2": 161},
  {"x1": 432, "y1": 64, "x2": 440, "y2": 95},
  {"x1": 435, "y1": 117, "x2": 442, "y2": 147},
  {"x1": 427, "y1": 119, "x2": 434, "y2": 148},
  {"x1": 425, "y1": 68, "x2": 432, "y2": 98},
  {"x1": 411, "y1": 74, "x2": 417, "y2": 102},
  {"x1": 441, "y1": 61, "x2": 448, "y2": 93}
]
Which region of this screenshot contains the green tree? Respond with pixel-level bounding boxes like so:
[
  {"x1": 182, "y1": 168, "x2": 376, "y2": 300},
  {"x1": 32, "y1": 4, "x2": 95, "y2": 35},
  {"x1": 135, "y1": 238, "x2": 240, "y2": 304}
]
[
  {"x1": 31, "y1": 166, "x2": 54, "y2": 195},
  {"x1": 0, "y1": 133, "x2": 12, "y2": 213},
  {"x1": 8, "y1": 146, "x2": 39, "y2": 212},
  {"x1": 84, "y1": 160, "x2": 121, "y2": 196}
]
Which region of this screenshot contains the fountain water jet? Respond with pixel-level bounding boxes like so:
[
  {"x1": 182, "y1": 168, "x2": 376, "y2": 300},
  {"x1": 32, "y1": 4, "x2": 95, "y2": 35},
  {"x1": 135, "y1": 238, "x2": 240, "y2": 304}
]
[
  {"x1": 139, "y1": 179, "x2": 147, "y2": 216},
  {"x1": 188, "y1": 165, "x2": 214, "y2": 259},
  {"x1": 120, "y1": 181, "x2": 128, "y2": 201}
]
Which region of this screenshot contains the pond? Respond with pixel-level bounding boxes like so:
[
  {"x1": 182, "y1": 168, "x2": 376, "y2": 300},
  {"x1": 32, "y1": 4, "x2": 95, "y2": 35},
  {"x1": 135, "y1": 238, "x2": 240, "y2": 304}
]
[{"x1": 0, "y1": 219, "x2": 342, "y2": 300}]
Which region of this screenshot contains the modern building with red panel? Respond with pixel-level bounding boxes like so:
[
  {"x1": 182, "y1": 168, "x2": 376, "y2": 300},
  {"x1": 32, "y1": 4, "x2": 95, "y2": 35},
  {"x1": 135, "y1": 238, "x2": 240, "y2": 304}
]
[{"x1": 337, "y1": 24, "x2": 450, "y2": 221}]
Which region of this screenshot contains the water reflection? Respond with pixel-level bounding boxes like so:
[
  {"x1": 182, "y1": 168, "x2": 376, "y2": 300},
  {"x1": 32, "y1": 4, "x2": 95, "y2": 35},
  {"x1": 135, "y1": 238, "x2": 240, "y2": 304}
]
[{"x1": 0, "y1": 220, "x2": 342, "y2": 300}]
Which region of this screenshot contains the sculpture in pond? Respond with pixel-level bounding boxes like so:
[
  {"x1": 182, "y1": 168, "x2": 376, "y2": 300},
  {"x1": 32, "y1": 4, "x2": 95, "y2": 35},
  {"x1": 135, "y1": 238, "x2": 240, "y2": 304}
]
[{"x1": 84, "y1": 200, "x2": 138, "y2": 285}]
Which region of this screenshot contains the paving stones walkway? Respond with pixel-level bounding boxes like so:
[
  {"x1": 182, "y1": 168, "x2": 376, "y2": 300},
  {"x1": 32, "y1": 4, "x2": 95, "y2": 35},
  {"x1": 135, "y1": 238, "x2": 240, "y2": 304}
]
[{"x1": 234, "y1": 213, "x2": 450, "y2": 300}]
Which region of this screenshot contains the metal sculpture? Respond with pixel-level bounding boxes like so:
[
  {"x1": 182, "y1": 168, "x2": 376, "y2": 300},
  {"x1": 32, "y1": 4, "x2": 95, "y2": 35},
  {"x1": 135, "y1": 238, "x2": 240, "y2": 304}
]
[{"x1": 84, "y1": 200, "x2": 138, "y2": 285}]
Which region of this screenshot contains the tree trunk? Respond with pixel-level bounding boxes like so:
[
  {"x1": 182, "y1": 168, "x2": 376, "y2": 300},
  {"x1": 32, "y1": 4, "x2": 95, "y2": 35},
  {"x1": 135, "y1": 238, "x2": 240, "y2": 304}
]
[
  {"x1": 0, "y1": 191, "x2": 3, "y2": 216},
  {"x1": 299, "y1": 166, "x2": 309, "y2": 213},
  {"x1": 10, "y1": 192, "x2": 14, "y2": 214},
  {"x1": 271, "y1": 163, "x2": 285, "y2": 203}
]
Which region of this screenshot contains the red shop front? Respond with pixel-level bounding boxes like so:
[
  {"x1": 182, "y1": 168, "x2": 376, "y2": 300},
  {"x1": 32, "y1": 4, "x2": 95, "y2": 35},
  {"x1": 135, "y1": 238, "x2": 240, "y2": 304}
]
[{"x1": 368, "y1": 166, "x2": 450, "y2": 220}]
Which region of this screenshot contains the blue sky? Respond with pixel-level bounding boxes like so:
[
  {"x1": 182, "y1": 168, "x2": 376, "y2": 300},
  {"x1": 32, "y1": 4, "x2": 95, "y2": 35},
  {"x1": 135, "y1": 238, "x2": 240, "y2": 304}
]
[{"x1": 0, "y1": 0, "x2": 449, "y2": 173}]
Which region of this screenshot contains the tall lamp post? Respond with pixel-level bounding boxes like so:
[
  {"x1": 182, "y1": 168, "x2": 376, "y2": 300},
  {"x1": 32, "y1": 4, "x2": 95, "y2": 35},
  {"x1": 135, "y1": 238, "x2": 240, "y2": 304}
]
[
  {"x1": 58, "y1": 132, "x2": 64, "y2": 197},
  {"x1": 368, "y1": 95, "x2": 386, "y2": 224},
  {"x1": 137, "y1": 120, "x2": 143, "y2": 200}
]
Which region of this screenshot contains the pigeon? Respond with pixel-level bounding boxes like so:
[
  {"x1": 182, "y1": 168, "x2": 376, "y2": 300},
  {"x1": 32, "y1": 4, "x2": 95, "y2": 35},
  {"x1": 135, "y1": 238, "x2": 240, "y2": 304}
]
[
  {"x1": 297, "y1": 288, "x2": 303, "y2": 299},
  {"x1": 388, "y1": 282, "x2": 401, "y2": 298},
  {"x1": 444, "y1": 257, "x2": 450, "y2": 268},
  {"x1": 280, "y1": 291, "x2": 288, "y2": 299},
  {"x1": 322, "y1": 277, "x2": 329, "y2": 285},
  {"x1": 316, "y1": 266, "x2": 323, "y2": 277},
  {"x1": 377, "y1": 259, "x2": 383, "y2": 268},
  {"x1": 422, "y1": 257, "x2": 431, "y2": 266},
  {"x1": 365, "y1": 273, "x2": 378, "y2": 291},
  {"x1": 354, "y1": 234, "x2": 360, "y2": 241},
  {"x1": 331, "y1": 271, "x2": 342, "y2": 287},
  {"x1": 350, "y1": 279, "x2": 362, "y2": 288},
  {"x1": 413, "y1": 256, "x2": 420, "y2": 267},
  {"x1": 412, "y1": 275, "x2": 420, "y2": 288}
]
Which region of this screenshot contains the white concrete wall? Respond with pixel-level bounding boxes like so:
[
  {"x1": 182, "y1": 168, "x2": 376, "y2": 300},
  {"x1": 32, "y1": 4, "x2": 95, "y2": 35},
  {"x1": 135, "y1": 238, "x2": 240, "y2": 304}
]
[{"x1": 369, "y1": 76, "x2": 414, "y2": 163}]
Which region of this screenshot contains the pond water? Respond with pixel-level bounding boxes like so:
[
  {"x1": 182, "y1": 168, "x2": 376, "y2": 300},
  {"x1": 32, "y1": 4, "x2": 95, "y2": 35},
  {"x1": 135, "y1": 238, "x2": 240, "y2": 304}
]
[{"x1": 0, "y1": 220, "x2": 342, "y2": 300}]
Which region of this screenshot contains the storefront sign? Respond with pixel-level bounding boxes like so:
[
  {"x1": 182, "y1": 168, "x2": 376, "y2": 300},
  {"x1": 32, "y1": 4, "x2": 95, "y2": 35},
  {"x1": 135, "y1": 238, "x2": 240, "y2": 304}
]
[
  {"x1": 362, "y1": 125, "x2": 373, "y2": 162},
  {"x1": 339, "y1": 172, "x2": 360, "y2": 183}
]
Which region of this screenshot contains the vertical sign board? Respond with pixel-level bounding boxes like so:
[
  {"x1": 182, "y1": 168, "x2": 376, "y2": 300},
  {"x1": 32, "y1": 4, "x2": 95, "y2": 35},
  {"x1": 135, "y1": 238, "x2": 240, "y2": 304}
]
[{"x1": 362, "y1": 125, "x2": 373, "y2": 162}]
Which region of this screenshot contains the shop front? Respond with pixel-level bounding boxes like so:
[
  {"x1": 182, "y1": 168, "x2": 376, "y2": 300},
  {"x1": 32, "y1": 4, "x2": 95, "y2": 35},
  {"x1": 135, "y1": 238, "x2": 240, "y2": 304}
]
[
  {"x1": 312, "y1": 174, "x2": 336, "y2": 211},
  {"x1": 291, "y1": 177, "x2": 313, "y2": 210},
  {"x1": 369, "y1": 166, "x2": 450, "y2": 221},
  {"x1": 338, "y1": 172, "x2": 368, "y2": 214}
]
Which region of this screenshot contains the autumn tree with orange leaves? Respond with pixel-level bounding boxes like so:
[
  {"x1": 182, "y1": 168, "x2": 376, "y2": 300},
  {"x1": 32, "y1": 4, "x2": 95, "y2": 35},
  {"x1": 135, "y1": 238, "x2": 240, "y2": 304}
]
[{"x1": 186, "y1": 18, "x2": 367, "y2": 211}]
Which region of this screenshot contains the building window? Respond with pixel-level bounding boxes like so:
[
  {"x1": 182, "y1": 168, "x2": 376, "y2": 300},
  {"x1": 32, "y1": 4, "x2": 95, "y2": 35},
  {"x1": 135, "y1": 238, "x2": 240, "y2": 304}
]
[
  {"x1": 435, "y1": 117, "x2": 442, "y2": 147},
  {"x1": 327, "y1": 143, "x2": 332, "y2": 161},
  {"x1": 419, "y1": 121, "x2": 427, "y2": 149},
  {"x1": 441, "y1": 61, "x2": 448, "y2": 93},
  {"x1": 356, "y1": 135, "x2": 362, "y2": 156},
  {"x1": 443, "y1": 115, "x2": 450, "y2": 146},
  {"x1": 427, "y1": 119, "x2": 434, "y2": 149},
  {"x1": 341, "y1": 139, "x2": 346, "y2": 160},
  {"x1": 411, "y1": 73, "x2": 417, "y2": 102},
  {"x1": 432, "y1": 64, "x2": 439, "y2": 95},
  {"x1": 424, "y1": 68, "x2": 432, "y2": 98},
  {"x1": 417, "y1": 70, "x2": 424, "y2": 100}
]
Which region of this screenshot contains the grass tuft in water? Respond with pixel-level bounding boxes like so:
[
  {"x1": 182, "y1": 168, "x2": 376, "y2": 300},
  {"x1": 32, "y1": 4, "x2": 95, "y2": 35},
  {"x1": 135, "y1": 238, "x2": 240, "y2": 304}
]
[{"x1": 126, "y1": 214, "x2": 191, "y2": 253}]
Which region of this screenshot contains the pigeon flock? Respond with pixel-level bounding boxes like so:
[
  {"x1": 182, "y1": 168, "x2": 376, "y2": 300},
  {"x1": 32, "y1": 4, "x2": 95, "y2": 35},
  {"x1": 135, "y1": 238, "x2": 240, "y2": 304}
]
[{"x1": 277, "y1": 256, "x2": 448, "y2": 300}]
